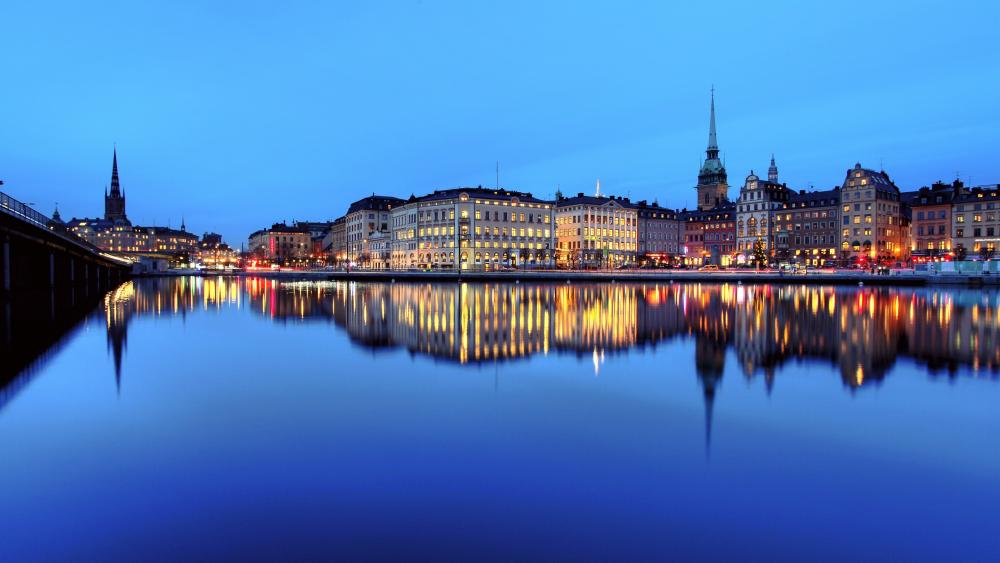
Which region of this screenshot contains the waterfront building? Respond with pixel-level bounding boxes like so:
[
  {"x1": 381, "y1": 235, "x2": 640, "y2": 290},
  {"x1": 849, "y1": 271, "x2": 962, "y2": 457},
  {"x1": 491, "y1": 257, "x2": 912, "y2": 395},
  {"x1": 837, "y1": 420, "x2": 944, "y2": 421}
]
[
  {"x1": 555, "y1": 192, "x2": 637, "y2": 268},
  {"x1": 69, "y1": 219, "x2": 148, "y2": 252},
  {"x1": 196, "y1": 232, "x2": 238, "y2": 268},
  {"x1": 838, "y1": 163, "x2": 907, "y2": 265},
  {"x1": 391, "y1": 187, "x2": 556, "y2": 270},
  {"x1": 695, "y1": 90, "x2": 729, "y2": 211},
  {"x1": 346, "y1": 195, "x2": 404, "y2": 268},
  {"x1": 951, "y1": 185, "x2": 1000, "y2": 259},
  {"x1": 633, "y1": 200, "x2": 681, "y2": 265},
  {"x1": 144, "y1": 224, "x2": 198, "y2": 255},
  {"x1": 905, "y1": 180, "x2": 963, "y2": 261},
  {"x1": 679, "y1": 212, "x2": 705, "y2": 265},
  {"x1": 293, "y1": 220, "x2": 336, "y2": 261},
  {"x1": 680, "y1": 203, "x2": 737, "y2": 266},
  {"x1": 735, "y1": 165, "x2": 792, "y2": 262},
  {"x1": 773, "y1": 188, "x2": 841, "y2": 266},
  {"x1": 322, "y1": 216, "x2": 347, "y2": 265},
  {"x1": 247, "y1": 222, "x2": 311, "y2": 263}
]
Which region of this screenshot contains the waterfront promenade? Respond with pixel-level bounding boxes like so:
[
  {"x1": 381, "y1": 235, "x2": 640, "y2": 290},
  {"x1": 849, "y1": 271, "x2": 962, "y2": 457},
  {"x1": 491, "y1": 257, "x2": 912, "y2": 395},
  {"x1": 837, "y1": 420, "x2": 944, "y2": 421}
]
[{"x1": 158, "y1": 268, "x2": 1000, "y2": 287}]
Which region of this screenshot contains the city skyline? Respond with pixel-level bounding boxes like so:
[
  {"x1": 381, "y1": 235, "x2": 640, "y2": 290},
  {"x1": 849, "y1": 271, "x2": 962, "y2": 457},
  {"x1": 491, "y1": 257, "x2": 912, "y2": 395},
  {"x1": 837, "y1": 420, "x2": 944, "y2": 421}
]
[{"x1": 3, "y1": 2, "x2": 999, "y2": 244}]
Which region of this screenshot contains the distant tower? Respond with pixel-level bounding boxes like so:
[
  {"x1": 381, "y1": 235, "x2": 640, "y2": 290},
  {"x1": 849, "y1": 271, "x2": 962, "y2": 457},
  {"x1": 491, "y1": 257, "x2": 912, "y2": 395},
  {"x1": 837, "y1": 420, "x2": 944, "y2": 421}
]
[
  {"x1": 180, "y1": 216, "x2": 186, "y2": 232},
  {"x1": 595, "y1": 179, "x2": 602, "y2": 198},
  {"x1": 696, "y1": 89, "x2": 728, "y2": 210},
  {"x1": 51, "y1": 203, "x2": 63, "y2": 223},
  {"x1": 768, "y1": 154, "x2": 779, "y2": 183},
  {"x1": 104, "y1": 147, "x2": 129, "y2": 224}
]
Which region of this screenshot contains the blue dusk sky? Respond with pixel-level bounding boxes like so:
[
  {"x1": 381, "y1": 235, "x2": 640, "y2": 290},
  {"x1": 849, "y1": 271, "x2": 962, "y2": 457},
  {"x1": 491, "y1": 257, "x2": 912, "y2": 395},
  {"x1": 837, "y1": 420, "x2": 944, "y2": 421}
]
[{"x1": 2, "y1": 1, "x2": 998, "y2": 243}]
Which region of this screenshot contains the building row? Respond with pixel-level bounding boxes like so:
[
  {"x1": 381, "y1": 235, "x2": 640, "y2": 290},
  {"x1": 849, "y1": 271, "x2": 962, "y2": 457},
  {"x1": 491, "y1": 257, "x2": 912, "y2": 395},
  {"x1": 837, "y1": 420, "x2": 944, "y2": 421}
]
[{"x1": 248, "y1": 92, "x2": 996, "y2": 269}]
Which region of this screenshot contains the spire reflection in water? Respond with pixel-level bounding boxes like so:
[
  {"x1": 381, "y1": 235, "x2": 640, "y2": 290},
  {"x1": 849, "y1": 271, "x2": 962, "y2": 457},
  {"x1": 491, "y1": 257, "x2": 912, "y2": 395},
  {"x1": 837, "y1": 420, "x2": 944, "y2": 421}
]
[
  {"x1": 90, "y1": 276, "x2": 1000, "y2": 389},
  {"x1": 3, "y1": 276, "x2": 1000, "y2": 562}
]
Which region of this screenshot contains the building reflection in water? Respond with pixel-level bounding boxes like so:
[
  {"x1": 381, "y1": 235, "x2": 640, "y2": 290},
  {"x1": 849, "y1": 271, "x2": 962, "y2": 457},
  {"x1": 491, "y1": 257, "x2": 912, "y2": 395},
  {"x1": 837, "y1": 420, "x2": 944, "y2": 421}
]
[
  {"x1": 93, "y1": 277, "x2": 1000, "y2": 428},
  {"x1": 89, "y1": 277, "x2": 1000, "y2": 385},
  {"x1": 4, "y1": 275, "x2": 991, "y2": 455}
]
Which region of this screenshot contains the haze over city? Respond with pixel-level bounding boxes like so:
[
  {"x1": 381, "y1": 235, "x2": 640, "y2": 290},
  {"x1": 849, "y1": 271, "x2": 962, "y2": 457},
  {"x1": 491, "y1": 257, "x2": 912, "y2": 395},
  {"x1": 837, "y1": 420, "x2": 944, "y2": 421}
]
[{"x1": 3, "y1": 1, "x2": 998, "y2": 243}]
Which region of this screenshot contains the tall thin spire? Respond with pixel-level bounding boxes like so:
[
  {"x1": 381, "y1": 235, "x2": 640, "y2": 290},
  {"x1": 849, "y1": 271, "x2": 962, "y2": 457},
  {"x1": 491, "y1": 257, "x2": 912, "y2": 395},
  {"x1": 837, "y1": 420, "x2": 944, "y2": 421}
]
[
  {"x1": 708, "y1": 86, "x2": 718, "y2": 151},
  {"x1": 696, "y1": 87, "x2": 728, "y2": 210},
  {"x1": 768, "y1": 153, "x2": 778, "y2": 183},
  {"x1": 110, "y1": 147, "x2": 121, "y2": 197}
]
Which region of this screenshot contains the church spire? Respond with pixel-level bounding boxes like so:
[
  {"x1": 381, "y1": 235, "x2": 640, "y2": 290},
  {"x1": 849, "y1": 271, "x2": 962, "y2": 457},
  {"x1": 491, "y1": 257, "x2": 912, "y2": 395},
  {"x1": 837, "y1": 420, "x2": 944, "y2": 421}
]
[
  {"x1": 768, "y1": 154, "x2": 778, "y2": 183},
  {"x1": 707, "y1": 86, "x2": 718, "y2": 152},
  {"x1": 696, "y1": 88, "x2": 728, "y2": 210},
  {"x1": 104, "y1": 146, "x2": 128, "y2": 223},
  {"x1": 110, "y1": 147, "x2": 121, "y2": 197}
]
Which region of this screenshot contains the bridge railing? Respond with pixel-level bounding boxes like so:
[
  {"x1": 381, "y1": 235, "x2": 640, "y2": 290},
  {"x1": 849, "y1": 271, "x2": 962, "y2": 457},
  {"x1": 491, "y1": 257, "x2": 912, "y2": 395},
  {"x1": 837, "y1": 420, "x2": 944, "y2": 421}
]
[
  {"x1": 0, "y1": 191, "x2": 52, "y2": 229},
  {"x1": 1, "y1": 190, "x2": 133, "y2": 267}
]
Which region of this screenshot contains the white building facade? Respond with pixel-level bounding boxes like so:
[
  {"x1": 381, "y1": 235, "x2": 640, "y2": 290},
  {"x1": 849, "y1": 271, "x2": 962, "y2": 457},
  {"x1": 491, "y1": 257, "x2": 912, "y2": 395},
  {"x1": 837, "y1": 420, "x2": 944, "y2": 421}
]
[{"x1": 390, "y1": 188, "x2": 556, "y2": 270}]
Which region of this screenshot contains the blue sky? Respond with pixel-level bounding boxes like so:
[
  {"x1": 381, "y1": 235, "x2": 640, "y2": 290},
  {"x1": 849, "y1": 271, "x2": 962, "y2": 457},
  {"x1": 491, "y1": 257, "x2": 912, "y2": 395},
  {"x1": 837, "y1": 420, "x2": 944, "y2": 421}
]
[{"x1": 2, "y1": 1, "x2": 998, "y2": 243}]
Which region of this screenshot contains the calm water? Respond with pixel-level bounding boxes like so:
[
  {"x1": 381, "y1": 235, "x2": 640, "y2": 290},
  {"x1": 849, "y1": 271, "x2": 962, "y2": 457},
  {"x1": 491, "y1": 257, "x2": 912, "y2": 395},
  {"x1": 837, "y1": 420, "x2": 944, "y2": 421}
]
[{"x1": 2, "y1": 277, "x2": 999, "y2": 562}]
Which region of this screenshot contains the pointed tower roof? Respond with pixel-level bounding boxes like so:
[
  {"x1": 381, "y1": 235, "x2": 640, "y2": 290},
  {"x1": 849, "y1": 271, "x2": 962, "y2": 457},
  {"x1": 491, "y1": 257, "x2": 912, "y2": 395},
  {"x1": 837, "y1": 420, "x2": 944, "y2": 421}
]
[
  {"x1": 698, "y1": 88, "x2": 726, "y2": 186},
  {"x1": 768, "y1": 154, "x2": 779, "y2": 183},
  {"x1": 109, "y1": 147, "x2": 122, "y2": 197},
  {"x1": 707, "y1": 87, "x2": 718, "y2": 151}
]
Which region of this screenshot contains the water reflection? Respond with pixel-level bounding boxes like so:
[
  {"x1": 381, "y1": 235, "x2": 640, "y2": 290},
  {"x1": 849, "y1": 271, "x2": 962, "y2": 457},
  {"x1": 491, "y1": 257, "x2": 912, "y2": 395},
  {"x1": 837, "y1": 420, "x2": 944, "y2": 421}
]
[
  {"x1": 89, "y1": 276, "x2": 1000, "y2": 384},
  {"x1": 10, "y1": 276, "x2": 996, "y2": 408},
  {"x1": 4, "y1": 276, "x2": 997, "y2": 561},
  {"x1": 1, "y1": 284, "x2": 109, "y2": 409},
  {"x1": 242, "y1": 279, "x2": 1000, "y2": 383}
]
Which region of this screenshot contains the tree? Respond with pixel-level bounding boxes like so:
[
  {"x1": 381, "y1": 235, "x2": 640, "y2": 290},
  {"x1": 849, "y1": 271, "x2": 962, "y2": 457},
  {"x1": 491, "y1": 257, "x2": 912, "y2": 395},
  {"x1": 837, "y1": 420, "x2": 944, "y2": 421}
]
[
  {"x1": 980, "y1": 247, "x2": 995, "y2": 261},
  {"x1": 751, "y1": 240, "x2": 767, "y2": 268},
  {"x1": 954, "y1": 244, "x2": 967, "y2": 261}
]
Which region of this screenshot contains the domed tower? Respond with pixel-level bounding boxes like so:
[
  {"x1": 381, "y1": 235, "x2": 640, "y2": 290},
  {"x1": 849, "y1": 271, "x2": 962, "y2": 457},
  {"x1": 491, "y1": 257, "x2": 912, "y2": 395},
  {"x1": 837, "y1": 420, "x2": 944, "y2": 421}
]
[{"x1": 695, "y1": 89, "x2": 729, "y2": 211}]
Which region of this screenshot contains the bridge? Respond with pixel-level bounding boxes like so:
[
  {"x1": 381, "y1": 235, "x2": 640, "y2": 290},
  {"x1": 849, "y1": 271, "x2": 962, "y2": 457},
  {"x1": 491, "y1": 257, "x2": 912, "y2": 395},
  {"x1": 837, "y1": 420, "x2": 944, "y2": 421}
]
[{"x1": 1, "y1": 188, "x2": 132, "y2": 294}]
